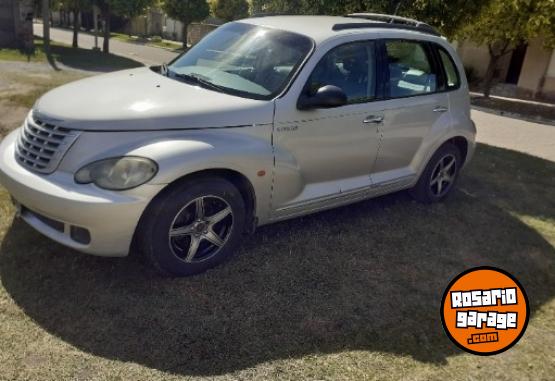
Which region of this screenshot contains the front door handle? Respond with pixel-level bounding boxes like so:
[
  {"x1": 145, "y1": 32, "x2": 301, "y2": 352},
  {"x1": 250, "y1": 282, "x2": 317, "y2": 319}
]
[
  {"x1": 363, "y1": 115, "x2": 384, "y2": 124},
  {"x1": 433, "y1": 106, "x2": 449, "y2": 113}
]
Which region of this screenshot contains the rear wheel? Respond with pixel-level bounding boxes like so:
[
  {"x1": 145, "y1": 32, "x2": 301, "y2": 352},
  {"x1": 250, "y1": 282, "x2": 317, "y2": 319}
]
[
  {"x1": 135, "y1": 177, "x2": 246, "y2": 276},
  {"x1": 410, "y1": 143, "x2": 462, "y2": 203}
]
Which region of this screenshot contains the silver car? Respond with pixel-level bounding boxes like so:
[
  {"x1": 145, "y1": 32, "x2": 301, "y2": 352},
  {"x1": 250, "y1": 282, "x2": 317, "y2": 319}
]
[{"x1": 0, "y1": 14, "x2": 476, "y2": 276}]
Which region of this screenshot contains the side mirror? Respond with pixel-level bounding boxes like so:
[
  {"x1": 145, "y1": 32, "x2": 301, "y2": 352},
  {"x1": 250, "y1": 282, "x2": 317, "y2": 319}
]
[{"x1": 297, "y1": 85, "x2": 348, "y2": 110}]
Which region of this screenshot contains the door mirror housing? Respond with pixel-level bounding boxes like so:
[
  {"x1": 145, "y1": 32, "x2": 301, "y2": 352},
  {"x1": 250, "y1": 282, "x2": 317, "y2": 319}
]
[{"x1": 297, "y1": 85, "x2": 348, "y2": 110}]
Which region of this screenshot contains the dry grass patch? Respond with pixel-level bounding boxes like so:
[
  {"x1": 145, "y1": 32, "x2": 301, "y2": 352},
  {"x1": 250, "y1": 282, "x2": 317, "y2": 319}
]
[{"x1": 0, "y1": 144, "x2": 553, "y2": 380}]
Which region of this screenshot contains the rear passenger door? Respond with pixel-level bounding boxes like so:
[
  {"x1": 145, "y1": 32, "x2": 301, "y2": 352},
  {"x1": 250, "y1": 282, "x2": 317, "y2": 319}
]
[{"x1": 371, "y1": 39, "x2": 451, "y2": 185}]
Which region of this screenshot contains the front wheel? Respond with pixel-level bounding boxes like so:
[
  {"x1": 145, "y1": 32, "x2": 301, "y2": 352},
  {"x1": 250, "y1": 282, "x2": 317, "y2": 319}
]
[
  {"x1": 410, "y1": 143, "x2": 462, "y2": 203},
  {"x1": 135, "y1": 177, "x2": 246, "y2": 276}
]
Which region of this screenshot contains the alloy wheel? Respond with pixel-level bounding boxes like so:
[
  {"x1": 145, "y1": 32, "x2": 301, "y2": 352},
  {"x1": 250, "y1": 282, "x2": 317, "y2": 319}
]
[
  {"x1": 168, "y1": 196, "x2": 234, "y2": 263},
  {"x1": 430, "y1": 154, "x2": 457, "y2": 198}
]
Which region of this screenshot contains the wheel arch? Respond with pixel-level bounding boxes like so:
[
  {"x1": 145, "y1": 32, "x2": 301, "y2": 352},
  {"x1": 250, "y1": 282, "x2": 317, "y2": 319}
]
[
  {"x1": 163, "y1": 168, "x2": 257, "y2": 232},
  {"x1": 445, "y1": 136, "x2": 469, "y2": 164},
  {"x1": 133, "y1": 168, "x2": 258, "y2": 257}
]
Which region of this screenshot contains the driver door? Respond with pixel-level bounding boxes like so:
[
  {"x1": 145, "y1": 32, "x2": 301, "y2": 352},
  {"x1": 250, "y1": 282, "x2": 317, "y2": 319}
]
[{"x1": 271, "y1": 40, "x2": 384, "y2": 218}]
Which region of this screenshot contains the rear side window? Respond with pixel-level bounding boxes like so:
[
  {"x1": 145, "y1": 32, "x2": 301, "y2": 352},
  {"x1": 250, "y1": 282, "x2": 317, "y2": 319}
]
[
  {"x1": 385, "y1": 40, "x2": 438, "y2": 98},
  {"x1": 438, "y1": 48, "x2": 461, "y2": 89}
]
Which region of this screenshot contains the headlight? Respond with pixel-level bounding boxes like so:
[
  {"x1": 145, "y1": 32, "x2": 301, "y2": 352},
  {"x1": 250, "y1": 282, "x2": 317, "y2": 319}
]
[{"x1": 75, "y1": 157, "x2": 158, "y2": 190}]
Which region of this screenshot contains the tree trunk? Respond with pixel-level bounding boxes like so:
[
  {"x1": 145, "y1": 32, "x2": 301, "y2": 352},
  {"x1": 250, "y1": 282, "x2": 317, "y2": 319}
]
[
  {"x1": 393, "y1": 0, "x2": 404, "y2": 15},
  {"x1": 72, "y1": 9, "x2": 80, "y2": 48},
  {"x1": 483, "y1": 54, "x2": 499, "y2": 99},
  {"x1": 102, "y1": 5, "x2": 111, "y2": 54},
  {"x1": 182, "y1": 22, "x2": 189, "y2": 50},
  {"x1": 42, "y1": 0, "x2": 50, "y2": 54}
]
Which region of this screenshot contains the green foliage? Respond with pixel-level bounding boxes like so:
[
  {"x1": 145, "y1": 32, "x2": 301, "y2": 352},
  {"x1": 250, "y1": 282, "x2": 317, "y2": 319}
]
[
  {"x1": 212, "y1": 0, "x2": 249, "y2": 21},
  {"x1": 109, "y1": 0, "x2": 154, "y2": 18},
  {"x1": 251, "y1": 0, "x2": 490, "y2": 38},
  {"x1": 458, "y1": 0, "x2": 555, "y2": 50},
  {"x1": 163, "y1": 0, "x2": 210, "y2": 26}
]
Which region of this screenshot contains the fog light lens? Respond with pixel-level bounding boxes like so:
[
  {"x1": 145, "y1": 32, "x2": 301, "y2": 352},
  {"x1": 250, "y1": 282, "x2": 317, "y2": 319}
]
[{"x1": 70, "y1": 226, "x2": 91, "y2": 245}]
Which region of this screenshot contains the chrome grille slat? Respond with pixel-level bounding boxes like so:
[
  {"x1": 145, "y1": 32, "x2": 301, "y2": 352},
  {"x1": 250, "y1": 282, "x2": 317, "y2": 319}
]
[
  {"x1": 21, "y1": 145, "x2": 55, "y2": 159},
  {"x1": 17, "y1": 145, "x2": 51, "y2": 163},
  {"x1": 15, "y1": 114, "x2": 81, "y2": 174},
  {"x1": 28, "y1": 120, "x2": 73, "y2": 137},
  {"x1": 16, "y1": 151, "x2": 49, "y2": 166},
  {"x1": 18, "y1": 136, "x2": 56, "y2": 159},
  {"x1": 23, "y1": 126, "x2": 68, "y2": 145}
]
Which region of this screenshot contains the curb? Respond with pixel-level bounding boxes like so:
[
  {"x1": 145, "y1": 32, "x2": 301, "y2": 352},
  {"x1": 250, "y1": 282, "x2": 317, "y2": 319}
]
[{"x1": 471, "y1": 105, "x2": 555, "y2": 127}]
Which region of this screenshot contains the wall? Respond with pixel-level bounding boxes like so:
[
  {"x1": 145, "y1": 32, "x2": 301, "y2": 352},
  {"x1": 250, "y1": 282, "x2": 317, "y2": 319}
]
[
  {"x1": 162, "y1": 17, "x2": 221, "y2": 46},
  {"x1": 456, "y1": 40, "x2": 512, "y2": 82},
  {"x1": 0, "y1": 0, "x2": 16, "y2": 47},
  {"x1": 0, "y1": 0, "x2": 33, "y2": 49},
  {"x1": 456, "y1": 40, "x2": 491, "y2": 78},
  {"x1": 124, "y1": 13, "x2": 220, "y2": 46},
  {"x1": 540, "y1": 50, "x2": 555, "y2": 100},
  {"x1": 124, "y1": 9, "x2": 164, "y2": 37},
  {"x1": 517, "y1": 37, "x2": 553, "y2": 99},
  {"x1": 188, "y1": 23, "x2": 219, "y2": 45},
  {"x1": 457, "y1": 37, "x2": 555, "y2": 101}
]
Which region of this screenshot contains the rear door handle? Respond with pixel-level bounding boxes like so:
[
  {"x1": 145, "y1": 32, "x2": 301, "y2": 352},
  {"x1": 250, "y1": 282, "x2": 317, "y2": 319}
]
[
  {"x1": 363, "y1": 115, "x2": 384, "y2": 124},
  {"x1": 433, "y1": 106, "x2": 449, "y2": 113}
]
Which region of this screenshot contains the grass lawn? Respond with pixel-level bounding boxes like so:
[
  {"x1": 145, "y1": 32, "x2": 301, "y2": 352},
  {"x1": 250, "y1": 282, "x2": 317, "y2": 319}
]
[
  {"x1": 0, "y1": 46, "x2": 141, "y2": 138},
  {"x1": 111, "y1": 32, "x2": 184, "y2": 52},
  {"x1": 0, "y1": 68, "x2": 554, "y2": 380},
  {"x1": 0, "y1": 39, "x2": 143, "y2": 72}
]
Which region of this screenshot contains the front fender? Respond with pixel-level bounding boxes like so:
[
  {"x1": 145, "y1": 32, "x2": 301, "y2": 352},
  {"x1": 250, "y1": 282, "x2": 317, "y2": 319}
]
[{"x1": 60, "y1": 126, "x2": 275, "y2": 223}]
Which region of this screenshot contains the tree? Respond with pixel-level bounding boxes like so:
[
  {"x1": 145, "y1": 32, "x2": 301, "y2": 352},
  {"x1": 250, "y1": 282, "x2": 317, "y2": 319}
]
[
  {"x1": 163, "y1": 0, "x2": 210, "y2": 49},
  {"x1": 457, "y1": 0, "x2": 555, "y2": 97},
  {"x1": 65, "y1": 0, "x2": 89, "y2": 48},
  {"x1": 94, "y1": 0, "x2": 154, "y2": 53},
  {"x1": 212, "y1": 0, "x2": 249, "y2": 21},
  {"x1": 42, "y1": 0, "x2": 50, "y2": 54},
  {"x1": 250, "y1": 0, "x2": 489, "y2": 39}
]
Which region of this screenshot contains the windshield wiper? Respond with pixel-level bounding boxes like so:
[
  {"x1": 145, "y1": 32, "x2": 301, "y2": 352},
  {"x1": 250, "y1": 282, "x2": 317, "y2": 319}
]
[
  {"x1": 161, "y1": 63, "x2": 169, "y2": 76},
  {"x1": 171, "y1": 71, "x2": 227, "y2": 93}
]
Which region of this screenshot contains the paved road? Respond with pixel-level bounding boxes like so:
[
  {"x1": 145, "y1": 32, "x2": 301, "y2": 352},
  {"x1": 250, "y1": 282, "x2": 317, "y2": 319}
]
[
  {"x1": 34, "y1": 24, "x2": 179, "y2": 66},
  {"x1": 473, "y1": 110, "x2": 555, "y2": 162}
]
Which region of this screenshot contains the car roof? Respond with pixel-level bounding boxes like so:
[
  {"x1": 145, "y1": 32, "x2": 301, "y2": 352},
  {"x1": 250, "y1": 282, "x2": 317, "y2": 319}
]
[{"x1": 240, "y1": 15, "x2": 444, "y2": 44}]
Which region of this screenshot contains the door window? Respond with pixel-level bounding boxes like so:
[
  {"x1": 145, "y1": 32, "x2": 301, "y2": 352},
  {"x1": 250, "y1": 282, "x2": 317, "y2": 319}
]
[
  {"x1": 385, "y1": 40, "x2": 438, "y2": 98},
  {"x1": 305, "y1": 41, "x2": 376, "y2": 104}
]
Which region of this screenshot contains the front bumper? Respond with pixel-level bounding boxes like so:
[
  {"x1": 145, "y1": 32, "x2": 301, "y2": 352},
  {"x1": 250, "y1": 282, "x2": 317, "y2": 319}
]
[{"x1": 0, "y1": 130, "x2": 165, "y2": 257}]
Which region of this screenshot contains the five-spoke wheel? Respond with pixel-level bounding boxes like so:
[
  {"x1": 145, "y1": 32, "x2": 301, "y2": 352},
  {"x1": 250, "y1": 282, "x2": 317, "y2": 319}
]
[
  {"x1": 169, "y1": 196, "x2": 234, "y2": 263},
  {"x1": 135, "y1": 176, "x2": 246, "y2": 276},
  {"x1": 410, "y1": 143, "x2": 462, "y2": 203},
  {"x1": 429, "y1": 154, "x2": 457, "y2": 198}
]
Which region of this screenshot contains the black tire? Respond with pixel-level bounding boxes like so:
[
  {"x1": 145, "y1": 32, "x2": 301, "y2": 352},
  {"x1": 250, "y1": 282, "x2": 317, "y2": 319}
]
[
  {"x1": 410, "y1": 143, "x2": 462, "y2": 204},
  {"x1": 135, "y1": 176, "x2": 246, "y2": 276}
]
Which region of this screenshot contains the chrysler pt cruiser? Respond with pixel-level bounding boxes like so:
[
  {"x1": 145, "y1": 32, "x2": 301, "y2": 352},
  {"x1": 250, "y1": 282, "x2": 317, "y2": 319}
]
[{"x1": 0, "y1": 14, "x2": 476, "y2": 276}]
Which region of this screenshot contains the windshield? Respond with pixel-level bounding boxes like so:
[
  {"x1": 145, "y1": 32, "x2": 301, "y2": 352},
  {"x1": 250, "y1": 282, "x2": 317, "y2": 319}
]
[{"x1": 168, "y1": 22, "x2": 314, "y2": 100}]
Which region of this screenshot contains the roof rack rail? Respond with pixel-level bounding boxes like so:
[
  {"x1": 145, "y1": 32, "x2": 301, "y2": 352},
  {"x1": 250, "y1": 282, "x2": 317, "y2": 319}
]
[
  {"x1": 250, "y1": 12, "x2": 293, "y2": 18},
  {"x1": 332, "y1": 22, "x2": 441, "y2": 36},
  {"x1": 342, "y1": 13, "x2": 440, "y2": 36}
]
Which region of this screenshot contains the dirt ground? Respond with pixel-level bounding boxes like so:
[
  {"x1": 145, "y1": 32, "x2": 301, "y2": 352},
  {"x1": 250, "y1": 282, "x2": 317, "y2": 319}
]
[{"x1": 0, "y1": 61, "x2": 88, "y2": 139}]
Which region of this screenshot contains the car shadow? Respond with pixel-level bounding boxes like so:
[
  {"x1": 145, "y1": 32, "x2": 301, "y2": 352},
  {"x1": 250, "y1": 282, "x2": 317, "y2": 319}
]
[
  {"x1": 1, "y1": 144, "x2": 554, "y2": 376},
  {"x1": 48, "y1": 44, "x2": 144, "y2": 72}
]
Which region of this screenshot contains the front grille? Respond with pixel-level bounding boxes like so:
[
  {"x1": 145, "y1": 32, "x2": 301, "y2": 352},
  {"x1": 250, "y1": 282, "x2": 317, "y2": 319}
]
[{"x1": 15, "y1": 114, "x2": 80, "y2": 174}]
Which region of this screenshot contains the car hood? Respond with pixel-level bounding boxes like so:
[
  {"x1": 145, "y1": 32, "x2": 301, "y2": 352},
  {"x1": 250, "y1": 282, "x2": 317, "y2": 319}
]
[{"x1": 33, "y1": 67, "x2": 274, "y2": 131}]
